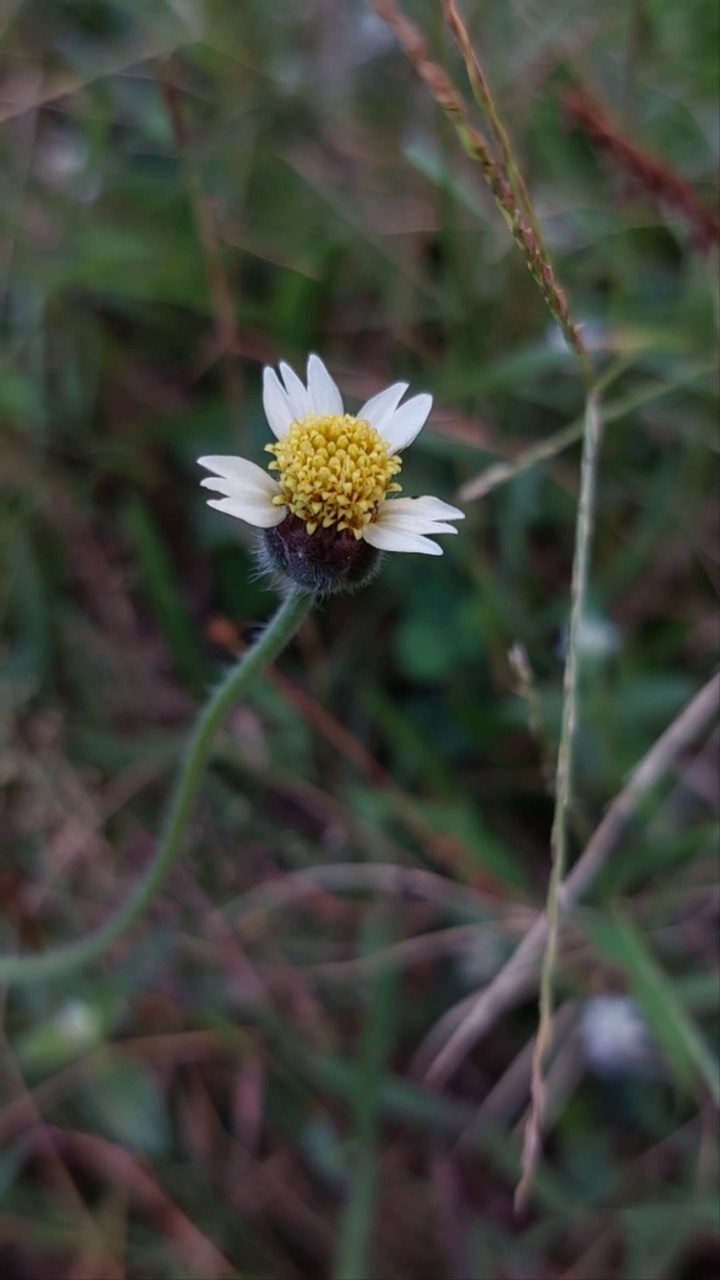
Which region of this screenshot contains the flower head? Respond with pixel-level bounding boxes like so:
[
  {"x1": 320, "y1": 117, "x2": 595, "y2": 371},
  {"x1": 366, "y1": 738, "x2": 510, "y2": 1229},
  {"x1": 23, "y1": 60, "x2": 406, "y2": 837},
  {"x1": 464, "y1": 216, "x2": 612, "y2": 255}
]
[{"x1": 199, "y1": 355, "x2": 464, "y2": 592}]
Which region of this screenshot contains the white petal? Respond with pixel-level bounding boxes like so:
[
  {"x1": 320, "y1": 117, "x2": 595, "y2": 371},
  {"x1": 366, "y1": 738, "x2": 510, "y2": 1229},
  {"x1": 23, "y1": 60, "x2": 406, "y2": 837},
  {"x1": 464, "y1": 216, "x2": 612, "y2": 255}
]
[
  {"x1": 378, "y1": 514, "x2": 459, "y2": 535},
  {"x1": 262, "y1": 368, "x2": 293, "y2": 438},
  {"x1": 379, "y1": 393, "x2": 433, "y2": 454},
  {"x1": 368, "y1": 494, "x2": 464, "y2": 545},
  {"x1": 206, "y1": 496, "x2": 285, "y2": 529},
  {"x1": 200, "y1": 474, "x2": 282, "y2": 503},
  {"x1": 307, "y1": 354, "x2": 344, "y2": 415},
  {"x1": 198, "y1": 456, "x2": 280, "y2": 493},
  {"x1": 362, "y1": 523, "x2": 443, "y2": 555},
  {"x1": 358, "y1": 381, "x2": 409, "y2": 429},
  {"x1": 372, "y1": 499, "x2": 458, "y2": 537},
  {"x1": 379, "y1": 496, "x2": 465, "y2": 523},
  {"x1": 279, "y1": 361, "x2": 310, "y2": 419}
]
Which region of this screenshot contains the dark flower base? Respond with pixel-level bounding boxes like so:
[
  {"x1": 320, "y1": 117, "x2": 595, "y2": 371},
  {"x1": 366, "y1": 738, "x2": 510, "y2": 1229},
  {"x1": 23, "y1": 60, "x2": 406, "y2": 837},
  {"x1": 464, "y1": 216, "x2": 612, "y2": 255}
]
[{"x1": 261, "y1": 514, "x2": 382, "y2": 595}]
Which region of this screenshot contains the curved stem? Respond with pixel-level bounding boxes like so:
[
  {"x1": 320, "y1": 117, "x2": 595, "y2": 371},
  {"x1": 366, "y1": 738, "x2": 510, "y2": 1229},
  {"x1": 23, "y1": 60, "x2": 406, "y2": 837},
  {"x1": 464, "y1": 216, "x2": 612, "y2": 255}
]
[{"x1": 0, "y1": 587, "x2": 313, "y2": 988}]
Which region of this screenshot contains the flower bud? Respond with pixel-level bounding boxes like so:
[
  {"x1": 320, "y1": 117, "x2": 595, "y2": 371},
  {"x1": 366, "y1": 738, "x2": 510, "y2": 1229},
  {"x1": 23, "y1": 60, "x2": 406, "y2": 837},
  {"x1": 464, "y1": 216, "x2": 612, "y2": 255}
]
[{"x1": 260, "y1": 514, "x2": 381, "y2": 595}]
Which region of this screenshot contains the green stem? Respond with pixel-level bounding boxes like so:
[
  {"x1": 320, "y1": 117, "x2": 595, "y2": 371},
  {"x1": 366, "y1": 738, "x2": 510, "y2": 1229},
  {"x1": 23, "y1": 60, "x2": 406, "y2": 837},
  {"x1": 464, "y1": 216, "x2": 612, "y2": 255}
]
[
  {"x1": 0, "y1": 587, "x2": 313, "y2": 988},
  {"x1": 516, "y1": 390, "x2": 603, "y2": 1207},
  {"x1": 458, "y1": 355, "x2": 717, "y2": 503}
]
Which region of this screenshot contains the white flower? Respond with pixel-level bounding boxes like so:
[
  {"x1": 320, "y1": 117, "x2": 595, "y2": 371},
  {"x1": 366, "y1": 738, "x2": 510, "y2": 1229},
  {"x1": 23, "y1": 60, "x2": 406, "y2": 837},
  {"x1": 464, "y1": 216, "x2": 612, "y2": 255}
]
[
  {"x1": 580, "y1": 996, "x2": 657, "y2": 1077},
  {"x1": 52, "y1": 1000, "x2": 102, "y2": 1050},
  {"x1": 198, "y1": 354, "x2": 464, "y2": 556}
]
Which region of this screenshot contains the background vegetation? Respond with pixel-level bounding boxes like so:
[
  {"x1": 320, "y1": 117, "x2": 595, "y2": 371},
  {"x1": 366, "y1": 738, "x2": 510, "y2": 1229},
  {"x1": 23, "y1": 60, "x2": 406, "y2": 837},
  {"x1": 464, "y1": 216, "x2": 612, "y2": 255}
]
[{"x1": 1, "y1": 1, "x2": 718, "y2": 1276}]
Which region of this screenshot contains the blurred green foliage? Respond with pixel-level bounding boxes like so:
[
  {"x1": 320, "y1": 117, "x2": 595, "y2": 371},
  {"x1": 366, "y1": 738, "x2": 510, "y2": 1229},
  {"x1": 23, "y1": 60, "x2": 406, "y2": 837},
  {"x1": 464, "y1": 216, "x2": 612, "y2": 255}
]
[{"x1": 1, "y1": 1, "x2": 718, "y2": 1277}]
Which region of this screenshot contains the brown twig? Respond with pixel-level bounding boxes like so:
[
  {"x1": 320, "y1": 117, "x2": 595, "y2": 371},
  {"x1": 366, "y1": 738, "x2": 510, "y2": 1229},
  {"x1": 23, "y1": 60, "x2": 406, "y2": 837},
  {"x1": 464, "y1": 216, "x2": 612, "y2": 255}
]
[
  {"x1": 373, "y1": 0, "x2": 592, "y2": 381},
  {"x1": 414, "y1": 671, "x2": 720, "y2": 1089},
  {"x1": 565, "y1": 87, "x2": 720, "y2": 249}
]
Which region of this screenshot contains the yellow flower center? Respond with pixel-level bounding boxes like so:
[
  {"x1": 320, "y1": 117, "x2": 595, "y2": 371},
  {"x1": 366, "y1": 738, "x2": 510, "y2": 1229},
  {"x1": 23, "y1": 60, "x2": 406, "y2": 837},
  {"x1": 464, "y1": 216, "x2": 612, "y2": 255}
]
[{"x1": 266, "y1": 414, "x2": 402, "y2": 537}]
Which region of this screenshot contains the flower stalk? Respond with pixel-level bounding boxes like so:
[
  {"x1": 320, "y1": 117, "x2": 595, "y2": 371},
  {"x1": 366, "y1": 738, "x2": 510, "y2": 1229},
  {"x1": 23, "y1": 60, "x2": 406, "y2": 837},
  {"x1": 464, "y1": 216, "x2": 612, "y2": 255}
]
[{"x1": 0, "y1": 587, "x2": 313, "y2": 988}]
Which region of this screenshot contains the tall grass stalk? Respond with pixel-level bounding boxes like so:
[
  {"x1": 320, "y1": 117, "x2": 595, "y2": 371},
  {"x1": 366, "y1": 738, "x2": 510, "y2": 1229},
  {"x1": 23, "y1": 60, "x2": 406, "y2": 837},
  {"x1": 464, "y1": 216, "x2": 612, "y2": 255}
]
[
  {"x1": 416, "y1": 672, "x2": 720, "y2": 1087},
  {"x1": 441, "y1": 0, "x2": 547, "y2": 252},
  {"x1": 374, "y1": 0, "x2": 592, "y2": 381},
  {"x1": 516, "y1": 391, "x2": 603, "y2": 1207},
  {"x1": 375, "y1": 0, "x2": 605, "y2": 1200}
]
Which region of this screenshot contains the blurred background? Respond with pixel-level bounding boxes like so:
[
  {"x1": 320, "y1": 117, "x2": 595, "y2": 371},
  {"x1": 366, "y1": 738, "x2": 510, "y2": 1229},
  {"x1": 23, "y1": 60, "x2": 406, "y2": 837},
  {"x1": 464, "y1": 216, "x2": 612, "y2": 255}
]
[{"x1": 1, "y1": 1, "x2": 719, "y2": 1277}]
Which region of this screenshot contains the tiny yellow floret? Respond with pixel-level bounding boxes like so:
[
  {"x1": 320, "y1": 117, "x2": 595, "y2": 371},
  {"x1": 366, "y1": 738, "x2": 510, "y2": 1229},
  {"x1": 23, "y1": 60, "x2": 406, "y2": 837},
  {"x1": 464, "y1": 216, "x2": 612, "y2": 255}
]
[{"x1": 266, "y1": 414, "x2": 402, "y2": 536}]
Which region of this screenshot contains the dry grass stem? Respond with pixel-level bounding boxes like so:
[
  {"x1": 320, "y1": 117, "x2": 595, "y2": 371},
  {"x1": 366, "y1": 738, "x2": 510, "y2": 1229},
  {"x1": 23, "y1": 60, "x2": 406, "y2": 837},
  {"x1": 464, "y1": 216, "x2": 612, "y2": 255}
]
[
  {"x1": 516, "y1": 391, "x2": 603, "y2": 1208},
  {"x1": 475, "y1": 1002, "x2": 580, "y2": 1127},
  {"x1": 442, "y1": 0, "x2": 547, "y2": 252},
  {"x1": 459, "y1": 419, "x2": 585, "y2": 503},
  {"x1": 223, "y1": 862, "x2": 501, "y2": 932},
  {"x1": 374, "y1": 0, "x2": 592, "y2": 380},
  {"x1": 458, "y1": 357, "x2": 718, "y2": 503},
  {"x1": 301, "y1": 918, "x2": 533, "y2": 981},
  {"x1": 415, "y1": 670, "x2": 720, "y2": 1087}
]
